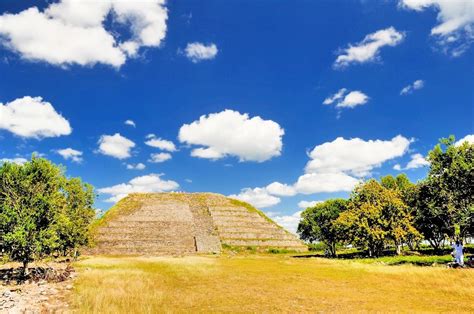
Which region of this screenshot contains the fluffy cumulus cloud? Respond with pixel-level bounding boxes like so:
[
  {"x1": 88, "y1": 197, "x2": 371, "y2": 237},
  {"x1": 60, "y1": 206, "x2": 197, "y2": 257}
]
[
  {"x1": 394, "y1": 153, "x2": 429, "y2": 170},
  {"x1": 0, "y1": 157, "x2": 28, "y2": 165},
  {"x1": 124, "y1": 120, "x2": 136, "y2": 127},
  {"x1": 265, "y1": 182, "x2": 296, "y2": 196},
  {"x1": 229, "y1": 188, "x2": 281, "y2": 208},
  {"x1": 400, "y1": 79, "x2": 424, "y2": 95},
  {"x1": 305, "y1": 135, "x2": 411, "y2": 177},
  {"x1": 0, "y1": 96, "x2": 71, "y2": 139},
  {"x1": 184, "y1": 42, "x2": 218, "y2": 62},
  {"x1": 231, "y1": 135, "x2": 411, "y2": 205},
  {"x1": 179, "y1": 109, "x2": 284, "y2": 162},
  {"x1": 294, "y1": 172, "x2": 360, "y2": 194},
  {"x1": 56, "y1": 148, "x2": 83, "y2": 163},
  {"x1": 0, "y1": 0, "x2": 168, "y2": 67},
  {"x1": 298, "y1": 200, "x2": 322, "y2": 209},
  {"x1": 400, "y1": 0, "x2": 474, "y2": 56},
  {"x1": 455, "y1": 134, "x2": 474, "y2": 146},
  {"x1": 98, "y1": 133, "x2": 135, "y2": 159},
  {"x1": 334, "y1": 27, "x2": 405, "y2": 68},
  {"x1": 149, "y1": 152, "x2": 172, "y2": 163},
  {"x1": 145, "y1": 134, "x2": 177, "y2": 152},
  {"x1": 126, "y1": 163, "x2": 146, "y2": 170},
  {"x1": 268, "y1": 211, "x2": 302, "y2": 234},
  {"x1": 98, "y1": 173, "x2": 179, "y2": 202},
  {"x1": 323, "y1": 88, "x2": 369, "y2": 108}
]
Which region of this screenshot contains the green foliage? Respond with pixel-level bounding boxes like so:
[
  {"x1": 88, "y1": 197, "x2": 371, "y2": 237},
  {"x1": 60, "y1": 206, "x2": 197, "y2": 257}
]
[
  {"x1": 335, "y1": 179, "x2": 421, "y2": 257},
  {"x1": 0, "y1": 157, "x2": 95, "y2": 272},
  {"x1": 414, "y1": 136, "x2": 474, "y2": 246},
  {"x1": 298, "y1": 199, "x2": 347, "y2": 256}
]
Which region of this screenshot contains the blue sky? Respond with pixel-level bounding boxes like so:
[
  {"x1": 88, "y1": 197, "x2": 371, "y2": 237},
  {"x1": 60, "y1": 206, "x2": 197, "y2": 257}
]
[{"x1": 0, "y1": 0, "x2": 473, "y2": 232}]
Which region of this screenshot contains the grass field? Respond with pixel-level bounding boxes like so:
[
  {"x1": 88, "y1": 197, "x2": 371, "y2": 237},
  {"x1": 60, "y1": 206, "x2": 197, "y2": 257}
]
[{"x1": 72, "y1": 254, "x2": 474, "y2": 313}]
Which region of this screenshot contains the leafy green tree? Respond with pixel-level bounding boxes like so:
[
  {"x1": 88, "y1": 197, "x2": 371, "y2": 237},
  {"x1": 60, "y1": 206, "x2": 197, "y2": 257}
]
[
  {"x1": 0, "y1": 157, "x2": 95, "y2": 274},
  {"x1": 57, "y1": 177, "x2": 95, "y2": 256},
  {"x1": 412, "y1": 137, "x2": 474, "y2": 246},
  {"x1": 335, "y1": 180, "x2": 420, "y2": 257},
  {"x1": 298, "y1": 199, "x2": 347, "y2": 257}
]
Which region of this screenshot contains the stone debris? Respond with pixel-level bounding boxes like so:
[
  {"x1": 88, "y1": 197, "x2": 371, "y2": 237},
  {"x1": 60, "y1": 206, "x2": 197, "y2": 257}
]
[{"x1": 0, "y1": 263, "x2": 74, "y2": 313}]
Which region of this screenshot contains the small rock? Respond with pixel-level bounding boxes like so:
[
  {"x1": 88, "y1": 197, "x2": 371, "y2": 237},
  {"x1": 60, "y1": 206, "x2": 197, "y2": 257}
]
[{"x1": 65, "y1": 285, "x2": 73, "y2": 290}]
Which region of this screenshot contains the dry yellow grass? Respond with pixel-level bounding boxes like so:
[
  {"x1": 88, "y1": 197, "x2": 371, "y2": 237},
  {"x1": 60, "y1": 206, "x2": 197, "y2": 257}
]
[{"x1": 72, "y1": 255, "x2": 474, "y2": 313}]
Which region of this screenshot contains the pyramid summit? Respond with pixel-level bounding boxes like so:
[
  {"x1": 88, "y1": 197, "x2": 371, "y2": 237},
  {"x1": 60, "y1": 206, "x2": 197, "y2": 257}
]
[{"x1": 90, "y1": 192, "x2": 307, "y2": 255}]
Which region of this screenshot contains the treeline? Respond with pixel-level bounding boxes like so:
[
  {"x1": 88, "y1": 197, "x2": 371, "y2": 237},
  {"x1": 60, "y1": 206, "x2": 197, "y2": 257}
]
[
  {"x1": 298, "y1": 137, "x2": 474, "y2": 257},
  {"x1": 0, "y1": 157, "x2": 95, "y2": 274}
]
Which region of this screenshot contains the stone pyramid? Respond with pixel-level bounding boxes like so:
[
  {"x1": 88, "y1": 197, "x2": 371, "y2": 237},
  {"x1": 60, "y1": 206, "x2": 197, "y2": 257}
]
[{"x1": 89, "y1": 192, "x2": 306, "y2": 255}]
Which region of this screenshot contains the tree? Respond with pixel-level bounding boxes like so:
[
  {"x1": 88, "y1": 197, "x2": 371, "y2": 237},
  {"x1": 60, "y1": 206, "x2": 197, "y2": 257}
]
[
  {"x1": 415, "y1": 136, "x2": 474, "y2": 244},
  {"x1": 297, "y1": 199, "x2": 347, "y2": 257},
  {"x1": 57, "y1": 177, "x2": 95, "y2": 256},
  {"x1": 335, "y1": 180, "x2": 420, "y2": 257},
  {"x1": 0, "y1": 157, "x2": 95, "y2": 275}
]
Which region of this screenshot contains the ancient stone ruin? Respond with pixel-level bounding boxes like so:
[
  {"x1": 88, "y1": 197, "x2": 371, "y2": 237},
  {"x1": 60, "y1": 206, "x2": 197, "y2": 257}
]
[{"x1": 89, "y1": 193, "x2": 306, "y2": 255}]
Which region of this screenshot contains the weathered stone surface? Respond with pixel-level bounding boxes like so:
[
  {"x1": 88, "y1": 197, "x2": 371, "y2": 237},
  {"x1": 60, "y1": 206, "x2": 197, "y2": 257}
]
[{"x1": 90, "y1": 193, "x2": 307, "y2": 255}]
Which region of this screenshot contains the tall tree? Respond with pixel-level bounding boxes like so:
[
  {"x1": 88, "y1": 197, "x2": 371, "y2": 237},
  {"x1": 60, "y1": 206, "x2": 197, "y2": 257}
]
[
  {"x1": 0, "y1": 157, "x2": 95, "y2": 274},
  {"x1": 335, "y1": 180, "x2": 420, "y2": 256},
  {"x1": 416, "y1": 136, "x2": 473, "y2": 243},
  {"x1": 298, "y1": 199, "x2": 347, "y2": 257}
]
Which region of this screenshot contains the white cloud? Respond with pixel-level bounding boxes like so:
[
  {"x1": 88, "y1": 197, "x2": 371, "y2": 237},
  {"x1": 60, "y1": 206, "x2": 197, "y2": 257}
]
[
  {"x1": 334, "y1": 27, "x2": 405, "y2": 68},
  {"x1": 149, "y1": 152, "x2": 172, "y2": 163},
  {"x1": 294, "y1": 172, "x2": 360, "y2": 194},
  {"x1": 455, "y1": 134, "x2": 474, "y2": 146},
  {"x1": 98, "y1": 133, "x2": 135, "y2": 159},
  {"x1": 400, "y1": 79, "x2": 425, "y2": 95},
  {"x1": 265, "y1": 182, "x2": 296, "y2": 196},
  {"x1": 394, "y1": 153, "x2": 430, "y2": 170},
  {"x1": 406, "y1": 153, "x2": 430, "y2": 169},
  {"x1": 298, "y1": 200, "x2": 323, "y2": 209},
  {"x1": 305, "y1": 135, "x2": 411, "y2": 177},
  {"x1": 0, "y1": 157, "x2": 28, "y2": 165},
  {"x1": 179, "y1": 109, "x2": 284, "y2": 162},
  {"x1": 0, "y1": 0, "x2": 168, "y2": 67},
  {"x1": 184, "y1": 42, "x2": 218, "y2": 62},
  {"x1": 124, "y1": 120, "x2": 136, "y2": 127},
  {"x1": 56, "y1": 148, "x2": 83, "y2": 163},
  {"x1": 145, "y1": 135, "x2": 177, "y2": 152},
  {"x1": 229, "y1": 188, "x2": 281, "y2": 208},
  {"x1": 126, "y1": 163, "x2": 146, "y2": 170},
  {"x1": 400, "y1": 0, "x2": 474, "y2": 56},
  {"x1": 324, "y1": 89, "x2": 369, "y2": 109},
  {"x1": 98, "y1": 173, "x2": 179, "y2": 202},
  {"x1": 270, "y1": 211, "x2": 302, "y2": 234},
  {"x1": 0, "y1": 96, "x2": 71, "y2": 138}
]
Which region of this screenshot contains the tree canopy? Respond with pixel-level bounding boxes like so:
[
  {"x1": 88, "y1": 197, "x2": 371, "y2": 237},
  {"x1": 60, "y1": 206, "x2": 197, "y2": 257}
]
[
  {"x1": 297, "y1": 136, "x2": 473, "y2": 257},
  {"x1": 0, "y1": 157, "x2": 95, "y2": 273}
]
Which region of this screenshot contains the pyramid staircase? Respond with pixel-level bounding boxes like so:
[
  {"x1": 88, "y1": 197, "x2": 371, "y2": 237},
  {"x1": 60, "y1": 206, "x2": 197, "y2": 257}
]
[{"x1": 89, "y1": 193, "x2": 306, "y2": 255}]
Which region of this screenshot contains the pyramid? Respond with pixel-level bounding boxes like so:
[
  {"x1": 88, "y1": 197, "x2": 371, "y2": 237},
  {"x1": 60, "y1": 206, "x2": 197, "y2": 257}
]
[{"x1": 89, "y1": 193, "x2": 307, "y2": 255}]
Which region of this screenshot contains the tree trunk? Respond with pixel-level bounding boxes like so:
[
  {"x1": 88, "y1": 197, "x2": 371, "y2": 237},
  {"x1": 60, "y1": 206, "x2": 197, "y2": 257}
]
[
  {"x1": 22, "y1": 260, "x2": 29, "y2": 278},
  {"x1": 396, "y1": 243, "x2": 402, "y2": 255}
]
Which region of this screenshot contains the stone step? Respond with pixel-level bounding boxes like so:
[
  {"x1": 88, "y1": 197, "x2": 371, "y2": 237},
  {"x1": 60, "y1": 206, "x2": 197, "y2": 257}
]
[
  {"x1": 210, "y1": 213, "x2": 263, "y2": 220},
  {"x1": 223, "y1": 239, "x2": 306, "y2": 247},
  {"x1": 211, "y1": 216, "x2": 268, "y2": 224},
  {"x1": 209, "y1": 206, "x2": 250, "y2": 213},
  {"x1": 97, "y1": 226, "x2": 193, "y2": 237},
  {"x1": 88, "y1": 246, "x2": 197, "y2": 255},
  {"x1": 96, "y1": 238, "x2": 195, "y2": 246},
  {"x1": 104, "y1": 221, "x2": 193, "y2": 228},
  {"x1": 213, "y1": 220, "x2": 273, "y2": 228},
  {"x1": 218, "y1": 232, "x2": 296, "y2": 240},
  {"x1": 115, "y1": 215, "x2": 194, "y2": 222},
  {"x1": 216, "y1": 225, "x2": 280, "y2": 233},
  {"x1": 96, "y1": 234, "x2": 196, "y2": 242}
]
